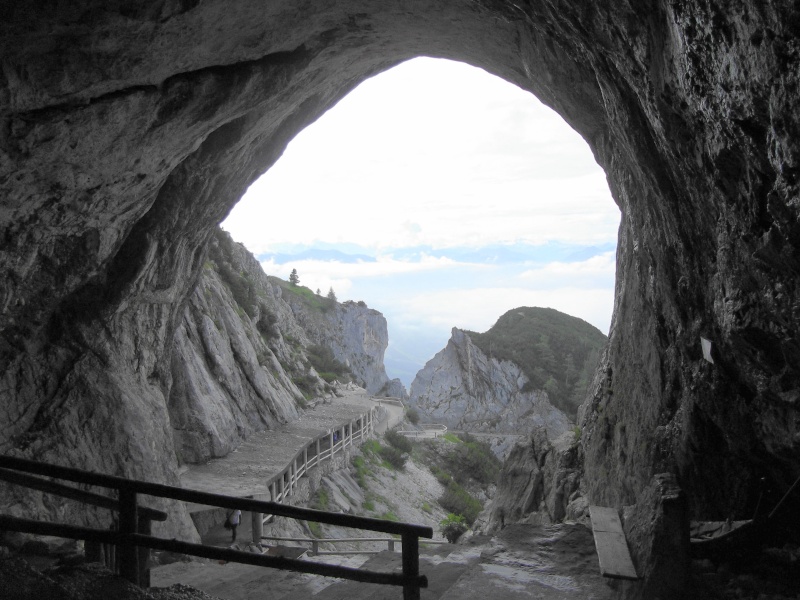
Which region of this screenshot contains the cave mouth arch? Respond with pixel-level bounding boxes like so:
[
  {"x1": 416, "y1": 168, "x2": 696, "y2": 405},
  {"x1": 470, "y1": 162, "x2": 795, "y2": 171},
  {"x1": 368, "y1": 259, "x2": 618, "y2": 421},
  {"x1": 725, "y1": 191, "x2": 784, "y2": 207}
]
[
  {"x1": 222, "y1": 57, "x2": 620, "y2": 386},
  {"x1": 2, "y1": 1, "x2": 799, "y2": 577}
]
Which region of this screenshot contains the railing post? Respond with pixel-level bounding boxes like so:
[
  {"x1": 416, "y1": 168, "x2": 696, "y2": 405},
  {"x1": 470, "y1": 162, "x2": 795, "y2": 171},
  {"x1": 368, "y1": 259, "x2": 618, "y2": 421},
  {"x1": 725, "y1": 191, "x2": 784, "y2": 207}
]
[
  {"x1": 315, "y1": 439, "x2": 321, "y2": 467},
  {"x1": 137, "y1": 517, "x2": 152, "y2": 587},
  {"x1": 85, "y1": 539, "x2": 103, "y2": 563},
  {"x1": 329, "y1": 430, "x2": 334, "y2": 456},
  {"x1": 312, "y1": 539, "x2": 319, "y2": 556},
  {"x1": 118, "y1": 488, "x2": 139, "y2": 586},
  {"x1": 388, "y1": 539, "x2": 395, "y2": 552},
  {"x1": 401, "y1": 533, "x2": 420, "y2": 600},
  {"x1": 251, "y1": 511, "x2": 263, "y2": 544},
  {"x1": 303, "y1": 447, "x2": 308, "y2": 473}
]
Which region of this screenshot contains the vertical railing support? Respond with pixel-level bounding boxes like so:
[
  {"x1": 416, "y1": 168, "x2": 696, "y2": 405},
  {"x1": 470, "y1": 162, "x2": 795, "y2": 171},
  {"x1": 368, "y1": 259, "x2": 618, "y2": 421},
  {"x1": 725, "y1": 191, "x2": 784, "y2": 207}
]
[
  {"x1": 137, "y1": 517, "x2": 152, "y2": 587},
  {"x1": 251, "y1": 511, "x2": 263, "y2": 544},
  {"x1": 118, "y1": 488, "x2": 139, "y2": 585},
  {"x1": 401, "y1": 533, "x2": 420, "y2": 600},
  {"x1": 316, "y1": 439, "x2": 321, "y2": 467},
  {"x1": 329, "y1": 430, "x2": 334, "y2": 456}
]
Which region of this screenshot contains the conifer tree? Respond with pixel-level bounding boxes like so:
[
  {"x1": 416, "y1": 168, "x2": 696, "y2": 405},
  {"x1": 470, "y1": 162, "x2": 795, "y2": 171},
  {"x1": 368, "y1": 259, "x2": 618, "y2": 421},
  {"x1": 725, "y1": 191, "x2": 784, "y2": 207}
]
[
  {"x1": 327, "y1": 287, "x2": 337, "y2": 302},
  {"x1": 289, "y1": 268, "x2": 299, "y2": 286}
]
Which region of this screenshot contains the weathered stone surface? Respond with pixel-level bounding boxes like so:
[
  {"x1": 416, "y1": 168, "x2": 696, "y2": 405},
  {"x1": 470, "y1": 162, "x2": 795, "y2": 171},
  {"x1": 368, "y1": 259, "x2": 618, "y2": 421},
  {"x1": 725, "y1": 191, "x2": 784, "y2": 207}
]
[
  {"x1": 478, "y1": 427, "x2": 582, "y2": 533},
  {"x1": 1, "y1": 1, "x2": 799, "y2": 592},
  {"x1": 409, "y1": 328, "x2": 573, "y2": 435},
  {"x1": 620, "y1": 474, "x2": 690, "y2": 600}
]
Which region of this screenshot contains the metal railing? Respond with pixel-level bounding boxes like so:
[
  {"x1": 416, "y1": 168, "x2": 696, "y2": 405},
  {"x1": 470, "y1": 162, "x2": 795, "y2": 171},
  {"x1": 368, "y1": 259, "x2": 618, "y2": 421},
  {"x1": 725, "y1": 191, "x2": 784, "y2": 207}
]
[{"x1": 0, "y1": 454, "x2": 432, "y2": 599}]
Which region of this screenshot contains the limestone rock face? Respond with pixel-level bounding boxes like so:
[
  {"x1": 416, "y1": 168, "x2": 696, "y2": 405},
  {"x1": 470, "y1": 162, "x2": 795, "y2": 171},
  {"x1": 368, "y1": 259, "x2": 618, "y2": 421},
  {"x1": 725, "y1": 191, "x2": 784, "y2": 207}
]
[
  {"x1": 282, "y1": 295, "x2": 399, "y2": 396},
  {"x1": 168, "y1": 230, "x2": 396, "y2": 465},
  {"x1": 2, "y1": 1, "x2": 800, "y2": 592},
  {"x1": 478, "y1": 427, "x2": 582, "y2": 533},
  {"x1": 409, "y1": 328, "x2": 572, "y2": 435}
]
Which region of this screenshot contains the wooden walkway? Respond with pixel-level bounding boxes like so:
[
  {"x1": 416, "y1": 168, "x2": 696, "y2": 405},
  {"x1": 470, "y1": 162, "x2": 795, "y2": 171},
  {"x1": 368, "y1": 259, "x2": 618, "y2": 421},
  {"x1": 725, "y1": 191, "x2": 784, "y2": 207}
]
[
  {"x1": 180, "y1": 399, "x2": 377, "y2": 518},
  {"x1": 588, "y1": 506, "x2": 638, "y2": 580}
]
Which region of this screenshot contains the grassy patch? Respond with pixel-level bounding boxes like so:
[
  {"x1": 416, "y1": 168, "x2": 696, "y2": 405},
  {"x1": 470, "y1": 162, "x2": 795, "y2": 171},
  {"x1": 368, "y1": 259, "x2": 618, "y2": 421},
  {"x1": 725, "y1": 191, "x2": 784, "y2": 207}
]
[
  {"x1": 381, "y1": 511, "x2": 399, "y2": 522},
  {"x1": 310, "y1": 487, "x2": 330, "y2": 511},
  {"x1": 352, "y1": 455, "x2": 369, "y2": 489},
  {"x1": 308, "y1": 521, "x2": 323, "y2": 538},
  {"x1": 443, "y1": 432, "x2": 461, "y2": 444}
]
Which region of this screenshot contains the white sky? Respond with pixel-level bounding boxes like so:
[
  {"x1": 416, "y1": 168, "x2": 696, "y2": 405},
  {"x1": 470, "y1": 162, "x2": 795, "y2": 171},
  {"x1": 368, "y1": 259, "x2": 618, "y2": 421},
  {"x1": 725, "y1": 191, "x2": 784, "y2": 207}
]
[{"x1": 222, "y1": 57, "x2": 620, "y2": 384}]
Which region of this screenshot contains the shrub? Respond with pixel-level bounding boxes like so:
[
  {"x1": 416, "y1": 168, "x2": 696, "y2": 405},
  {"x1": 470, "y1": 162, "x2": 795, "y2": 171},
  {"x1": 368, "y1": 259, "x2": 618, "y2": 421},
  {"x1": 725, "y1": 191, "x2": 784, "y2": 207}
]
[
  {"x1": 442, "y1": 432, "x2": 461, "y2": 444},
  {"x1": 256, "y1": 308, "x2": 279, "y2": 340},
  {"x1": 352, "y1": 455, "x2": 369, "y2": 489},
  {"x1": 439, "y1": 481, "x2": 482, "y2": 524},
  {"x1": 442, "y1": 433, "x2": 501, "y2": 487},
  {"x1": 307, "y1": 344, "x2": 351, "y2": 380},
  {"x1": 379, "y1": 445, "x2": 407, "y2": 470},
  {"x1": 406, "y1": 408, "x2": 420, "y2": 425},
  {"x1": 311, "y1": 487, "x2": 329, "y2": 511},
  {"x1": 440, "y1": 513, "x2": 468, "y2": 543},
  {"x1": 362, "y1": 439, "x2": 382, "y2": 457},
  {"x1": 385, "y1": 430, "x2": 413, "y2": 454}
]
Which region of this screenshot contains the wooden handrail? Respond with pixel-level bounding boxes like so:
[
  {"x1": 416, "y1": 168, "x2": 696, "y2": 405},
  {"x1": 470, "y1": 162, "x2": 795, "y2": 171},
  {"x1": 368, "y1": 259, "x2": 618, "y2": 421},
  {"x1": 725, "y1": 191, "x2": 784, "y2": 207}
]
[
  {"x1": 0, "y1": 455, "x2": 431, "y2": 537},
  {"x1": 0, "y1": 515, "x2": 426, "y2": 588},
  {"x1": 0, "y1": 453, "x2": 431, "y2": 599},
  {"x1": 0, "y1": 468, "x2": 167, "y2": 521}
]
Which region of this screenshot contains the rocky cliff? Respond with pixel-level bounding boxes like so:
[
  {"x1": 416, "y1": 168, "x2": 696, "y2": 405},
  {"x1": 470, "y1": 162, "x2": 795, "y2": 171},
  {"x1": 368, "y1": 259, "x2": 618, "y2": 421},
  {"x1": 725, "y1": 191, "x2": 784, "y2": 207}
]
[
  {"x1": 2, "y1": 2, "x2": 800, "y2": 595},
  {"x1": 409, "y1": 327, "x2": 572, "y2": 437},
  {"x1": 169, "y1": 229, "x2": 402, "y2": 465}
]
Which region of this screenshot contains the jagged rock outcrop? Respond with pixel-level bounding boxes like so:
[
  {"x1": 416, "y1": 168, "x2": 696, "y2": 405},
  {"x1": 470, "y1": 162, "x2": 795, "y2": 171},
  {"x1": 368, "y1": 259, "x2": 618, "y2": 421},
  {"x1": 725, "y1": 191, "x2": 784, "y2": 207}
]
[
  {"x1": 478, "y1": 427, "x2": 583, "y2": 533},
  {"x1": 2, "y1": 2, "x2": 800, "y2": 594},
  {"x1": 409, "y1": 328, "x2": 572, "y2": 436},
  {"x1": 279, "y1": 292, "x2": 403, "y2": 397}
]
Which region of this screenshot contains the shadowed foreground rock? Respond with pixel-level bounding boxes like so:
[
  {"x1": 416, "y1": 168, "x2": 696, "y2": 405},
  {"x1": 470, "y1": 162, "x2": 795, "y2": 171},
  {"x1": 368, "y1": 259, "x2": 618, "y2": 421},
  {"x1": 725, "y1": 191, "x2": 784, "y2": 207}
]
[{"x1": 1, "y1": 1, "x2": 799, "y2": 596}]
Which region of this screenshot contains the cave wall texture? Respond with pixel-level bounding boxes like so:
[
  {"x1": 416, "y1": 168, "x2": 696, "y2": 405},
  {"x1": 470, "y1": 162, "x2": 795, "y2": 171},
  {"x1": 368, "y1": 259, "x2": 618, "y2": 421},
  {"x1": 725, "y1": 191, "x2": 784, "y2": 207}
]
[{"x1": 1, "y1": 0, "x2": 799, "y2": 584}]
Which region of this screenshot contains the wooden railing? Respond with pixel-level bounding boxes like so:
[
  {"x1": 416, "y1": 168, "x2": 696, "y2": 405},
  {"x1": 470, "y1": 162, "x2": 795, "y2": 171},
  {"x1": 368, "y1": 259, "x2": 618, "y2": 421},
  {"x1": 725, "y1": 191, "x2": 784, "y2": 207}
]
[
  {"x1": 397, "y1": 424, "x2": 448, "y2": 438},
  {"x1": 0, "y1": 453, "x2": 432, "y2": 600},
  {"x1": 259, "y1": 534, "x2": 448, "y2": 556},
  {"x1": 265, "y1": 409, "x2": 375, "y2": 506}
]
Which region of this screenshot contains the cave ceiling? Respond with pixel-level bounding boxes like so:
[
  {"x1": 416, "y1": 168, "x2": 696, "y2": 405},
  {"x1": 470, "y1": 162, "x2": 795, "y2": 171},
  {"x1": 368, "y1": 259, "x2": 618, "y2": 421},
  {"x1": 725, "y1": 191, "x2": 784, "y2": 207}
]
[{"x1": 1, "y1": 0, "x2": 799, "y2": 537}]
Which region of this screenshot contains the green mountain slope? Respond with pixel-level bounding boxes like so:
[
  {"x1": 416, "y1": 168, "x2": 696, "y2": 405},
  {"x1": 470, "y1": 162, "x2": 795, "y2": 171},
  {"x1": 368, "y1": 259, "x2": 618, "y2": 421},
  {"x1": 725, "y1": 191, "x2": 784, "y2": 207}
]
[{"x1": 465, "y1": 307, "x2": 606, "y2": 419}]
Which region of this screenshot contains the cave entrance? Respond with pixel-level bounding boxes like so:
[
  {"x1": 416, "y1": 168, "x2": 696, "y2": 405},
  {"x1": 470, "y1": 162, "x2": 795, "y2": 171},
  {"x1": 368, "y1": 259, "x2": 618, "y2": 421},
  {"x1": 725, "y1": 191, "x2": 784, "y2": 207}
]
[{"x1": 222, "y1": 57, "x2": 620, "y2": 389}]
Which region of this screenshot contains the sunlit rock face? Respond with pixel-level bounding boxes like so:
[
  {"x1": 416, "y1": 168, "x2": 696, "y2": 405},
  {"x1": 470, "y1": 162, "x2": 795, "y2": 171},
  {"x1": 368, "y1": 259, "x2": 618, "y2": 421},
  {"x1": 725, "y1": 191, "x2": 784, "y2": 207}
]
[
  {"x1": 1, "y1": 0, "x2": 798, "y2": 587},
  {"x1": 409, "y1": 328, "x2": 572, "y2": 435}
]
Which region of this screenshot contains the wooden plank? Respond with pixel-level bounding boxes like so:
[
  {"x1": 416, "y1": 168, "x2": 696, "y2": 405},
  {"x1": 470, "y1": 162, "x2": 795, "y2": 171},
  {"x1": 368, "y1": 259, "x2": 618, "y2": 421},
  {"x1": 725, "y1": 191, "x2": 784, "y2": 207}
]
[{"x1": 589, "y1": 506, "x2": 638, "y2": 580}]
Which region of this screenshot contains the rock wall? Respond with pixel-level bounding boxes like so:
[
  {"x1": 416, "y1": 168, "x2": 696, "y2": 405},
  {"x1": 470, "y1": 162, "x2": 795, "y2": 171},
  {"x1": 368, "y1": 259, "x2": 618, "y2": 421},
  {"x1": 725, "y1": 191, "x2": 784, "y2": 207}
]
[
  {"x1": 478, "y1": 427, "x2": 583, "y2": 532},
  {"x1": 169, "y1": 229, "x2": 398, "y2": 465},
  {"x1": 409, "y1": 328, "x2": 572, "y2": 436},
  {"x1": 2, "y1": 2, "x2": 799, "y2": 593}
]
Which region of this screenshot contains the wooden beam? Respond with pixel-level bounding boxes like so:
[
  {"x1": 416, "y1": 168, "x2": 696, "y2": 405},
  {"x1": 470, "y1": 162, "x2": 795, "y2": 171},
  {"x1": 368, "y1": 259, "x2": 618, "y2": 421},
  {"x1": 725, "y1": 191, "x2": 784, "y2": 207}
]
[{"x1": 589, "y1": 506, "x2": 638, "y2": 580}]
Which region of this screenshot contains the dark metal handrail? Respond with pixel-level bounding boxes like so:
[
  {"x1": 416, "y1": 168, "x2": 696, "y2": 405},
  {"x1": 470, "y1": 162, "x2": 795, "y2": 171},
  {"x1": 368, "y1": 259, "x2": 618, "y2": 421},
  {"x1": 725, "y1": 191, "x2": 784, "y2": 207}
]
[{"x1": 0, "y1": 454, "x2": 432, "y2": 599}]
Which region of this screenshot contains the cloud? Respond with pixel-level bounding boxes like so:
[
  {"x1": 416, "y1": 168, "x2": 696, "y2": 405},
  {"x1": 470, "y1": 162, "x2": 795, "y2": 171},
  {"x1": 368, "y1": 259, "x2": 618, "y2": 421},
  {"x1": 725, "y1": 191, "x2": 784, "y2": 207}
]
[
  {"x1": 223, "y1": 57, "x2": 619, "y2": 255},
  {"x1": 518, "y1": 251, "x2": 616, "y2": 288}
]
